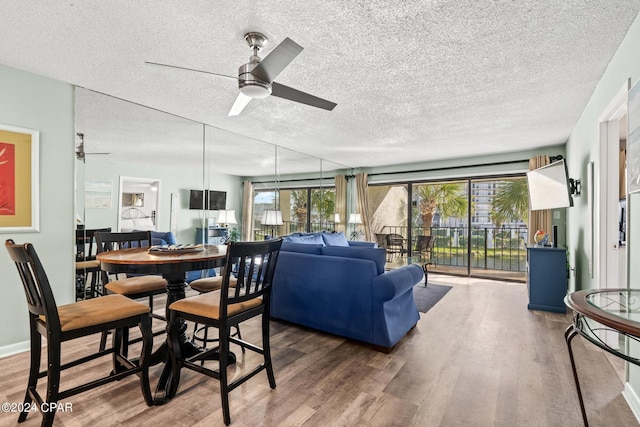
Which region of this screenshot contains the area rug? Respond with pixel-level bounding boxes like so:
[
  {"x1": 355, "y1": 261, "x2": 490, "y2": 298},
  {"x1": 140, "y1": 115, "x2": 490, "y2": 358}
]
[{"x1": 413, "y1": 283, "x2": 453, "y2": 313}]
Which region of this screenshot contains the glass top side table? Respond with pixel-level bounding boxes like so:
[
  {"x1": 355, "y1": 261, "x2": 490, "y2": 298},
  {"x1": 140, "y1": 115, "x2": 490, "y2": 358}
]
[{"x1": 565, "y1": 288, "x2": 640, "y2": 426}]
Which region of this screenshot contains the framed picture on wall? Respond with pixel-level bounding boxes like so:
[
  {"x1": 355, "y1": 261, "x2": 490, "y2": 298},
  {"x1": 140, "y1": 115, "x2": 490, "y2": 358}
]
[
  {"x1": 0, "y1": 124, "x2": 39, "y2": 232},
  {"x1": 628, "y1": 79, "x2": 640, "y2": 194}
]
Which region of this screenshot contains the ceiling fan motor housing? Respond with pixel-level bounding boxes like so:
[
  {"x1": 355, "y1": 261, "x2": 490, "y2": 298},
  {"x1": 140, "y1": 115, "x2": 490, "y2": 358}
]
[{"x1": 238, "y1": 59, "x2": 272, "y2": 98}]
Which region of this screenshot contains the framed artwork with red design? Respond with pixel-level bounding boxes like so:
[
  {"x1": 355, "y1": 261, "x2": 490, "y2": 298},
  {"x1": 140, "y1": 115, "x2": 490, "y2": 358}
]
[{"x1": 0, "y1": 124, "x2": 39, "y2": 232}]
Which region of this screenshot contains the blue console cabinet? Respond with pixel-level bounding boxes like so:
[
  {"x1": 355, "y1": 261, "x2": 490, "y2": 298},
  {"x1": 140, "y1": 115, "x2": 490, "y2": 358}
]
[{"x1": 527, "y1": 247, "x2": 567, "y2": 313}]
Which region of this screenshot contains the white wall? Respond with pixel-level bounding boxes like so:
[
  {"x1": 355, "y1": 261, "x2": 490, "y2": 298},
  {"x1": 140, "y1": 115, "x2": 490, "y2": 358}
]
[{"x1": 0, "y1": 64, "x2": 75, "y2": 353}]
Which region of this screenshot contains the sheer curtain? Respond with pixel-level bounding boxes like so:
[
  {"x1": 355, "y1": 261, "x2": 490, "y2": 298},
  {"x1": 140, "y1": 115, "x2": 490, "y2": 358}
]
[
  {"x1": 528, "y1": 155, "x2": 551, "y2": 245},
  {"x1": 334, "y1": 174, "x2": 347, "y2": 234},
  {"x1": 242, "y1": 180, "x2": 254, "y2": 241},
  {"x1": 355, "y1": 173, "x2": 372, "y2": 241}
]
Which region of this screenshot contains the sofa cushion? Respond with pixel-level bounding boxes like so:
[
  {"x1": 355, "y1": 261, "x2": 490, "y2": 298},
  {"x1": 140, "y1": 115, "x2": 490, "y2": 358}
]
[
  {"x1": 322, "y1": 231, "x2": 349, "y2": 247},
  {"x1": 281, "y1": 242, "x2": 324, "y2": 254},
  {"x1": 286, "y1": 233, "x2": 325, "y2": 245},
  {"x1": 321, "y1": 245, "x2": 386, "y2": 275}
]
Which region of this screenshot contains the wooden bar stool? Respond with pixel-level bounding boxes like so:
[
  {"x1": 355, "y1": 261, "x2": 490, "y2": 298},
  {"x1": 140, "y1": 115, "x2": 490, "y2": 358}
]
[{"x1": 5, "y1": 239, "x2": 153, "y2": 427}]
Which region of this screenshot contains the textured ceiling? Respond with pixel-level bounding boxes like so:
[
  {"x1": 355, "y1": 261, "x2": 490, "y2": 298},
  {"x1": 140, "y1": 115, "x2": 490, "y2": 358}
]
[{"x1": 0, "y1": 1, "x2": 639, "y2": 176}]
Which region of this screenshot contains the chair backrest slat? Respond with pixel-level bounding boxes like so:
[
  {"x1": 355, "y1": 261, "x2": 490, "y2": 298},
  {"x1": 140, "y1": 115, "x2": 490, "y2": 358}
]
[
  {"x1": 5, "y1": 239, "x2": 60, "y2": 328},
  {"x1": 221, "y1": 239, "x2": 283, "y2": 315},
  {"x1": 94, "y1": 231, "x2": 153, "y2": 283},
  {"x1": 95, "y1": 230, "x2": 152, "y2": 253},
  {"x1": 76, "y1": 227, "x2": 112, "y2": 261}
]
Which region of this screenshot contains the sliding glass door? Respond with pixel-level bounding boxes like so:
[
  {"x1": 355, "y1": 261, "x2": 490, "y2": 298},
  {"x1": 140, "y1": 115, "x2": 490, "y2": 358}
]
[
  {"x1": 369, "y1": 175, "x2": 528, "y2": 281},
  {"x1": 411, "y1": 180, "x2": 469, "y2": 275},
  {"x1": 468, "y1": 177, "x2": 528, "y2": 280}
]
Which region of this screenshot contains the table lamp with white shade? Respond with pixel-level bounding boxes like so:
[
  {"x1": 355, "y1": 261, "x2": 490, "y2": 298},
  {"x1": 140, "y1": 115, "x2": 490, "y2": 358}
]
[
  {"x1": 349, "y1": 213, "x2": 362, "y2": 240},
  {"x1": 262, "y1": 209, "x2": 283, "y2": 238},
  {"x1": 215, "y1": 209, "x2": 238, "y2": 242}
]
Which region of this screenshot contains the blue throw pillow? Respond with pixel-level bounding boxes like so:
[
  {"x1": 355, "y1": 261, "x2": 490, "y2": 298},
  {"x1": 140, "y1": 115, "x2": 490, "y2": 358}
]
[
  {"x1": 322, "y1": 231, "x2": 349, "y2": 247},
  {"x1": 288, "y1": 233, "x2": 325, "y2": 245}
]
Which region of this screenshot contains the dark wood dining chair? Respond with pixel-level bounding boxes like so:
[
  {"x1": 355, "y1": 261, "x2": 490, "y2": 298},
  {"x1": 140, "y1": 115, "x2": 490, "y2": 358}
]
[
  {"x1": 75, "y1": 227, "x2": 111, "y2": 300},
  {"x1": 166, "y1": 238, "x2": 283, "y2": 425},
  {"x1": 5, "y1": 239, "x2": 153, "y2": 427},
  {"x1": 189, "y1": 267, "x2": 243, "y2": 356},
  {"x1": 95, "y1": 230, "x2": 168, "y2": 350}
]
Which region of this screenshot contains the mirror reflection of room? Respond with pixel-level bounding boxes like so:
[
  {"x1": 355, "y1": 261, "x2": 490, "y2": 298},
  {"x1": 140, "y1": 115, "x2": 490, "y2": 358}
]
[{"x1": 119, "y1": 177, "x2": 160, "y2": 232}]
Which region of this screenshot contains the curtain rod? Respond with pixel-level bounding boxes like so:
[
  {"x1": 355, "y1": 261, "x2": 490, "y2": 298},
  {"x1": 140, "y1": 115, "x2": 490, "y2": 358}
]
[
  {"x1": 252, "y1": 176, "x2": 335, "y2": 185},
  {"x1": 361, "y1": 158, "x2": 530, "y2": 178},
  {"x1": 254, "y1": 158, "x2": 530, "y2": 183}
]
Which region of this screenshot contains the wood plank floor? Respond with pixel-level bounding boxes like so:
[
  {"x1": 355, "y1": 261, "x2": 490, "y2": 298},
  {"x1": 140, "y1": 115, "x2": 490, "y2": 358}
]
[{"x1": 0, "y1": 274, "x2": 638, "y2": 426}]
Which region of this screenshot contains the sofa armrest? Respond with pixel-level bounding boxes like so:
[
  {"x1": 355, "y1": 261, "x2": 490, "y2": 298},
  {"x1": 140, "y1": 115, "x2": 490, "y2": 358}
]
[
  {"x1": 372, "y1": 264, "x2": 424, "y2": 301},
  {"x1": 348, "y1": 241, "x2": 376, "y2": 248}
]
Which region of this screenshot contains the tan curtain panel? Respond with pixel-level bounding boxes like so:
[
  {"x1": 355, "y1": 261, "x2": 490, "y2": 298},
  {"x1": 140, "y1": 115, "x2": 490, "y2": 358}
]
[
  {"x1": 528, "y1": 155, "x2": 552, "y2": 245},
  {"x1": 242, "y1": 180, "x2": 254, "y2": 241},
  {"x1": 355, "y1": 173, "x2": 372, "y2": 241},
  {"x1": 334, "y1": 175, "x2": 347, "y2": 234}
]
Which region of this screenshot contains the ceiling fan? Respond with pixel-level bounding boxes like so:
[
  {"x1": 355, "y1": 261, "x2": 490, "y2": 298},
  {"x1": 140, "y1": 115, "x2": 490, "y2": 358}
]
[
  {"x1": 146, "y1": 32, "x2": 337, "y2": 116},
  {"x1": 75, "y1": 133, "x2": 110, "y2": 162}
]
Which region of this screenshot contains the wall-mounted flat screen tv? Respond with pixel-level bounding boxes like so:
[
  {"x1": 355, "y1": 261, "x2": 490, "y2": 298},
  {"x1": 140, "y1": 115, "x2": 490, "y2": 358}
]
[
  {"x1": 526, "y1": 159, "x2": 573, "y2": 211},
  {"x1": 189, "y1": 190, "x2": 227, "y2": 210}
]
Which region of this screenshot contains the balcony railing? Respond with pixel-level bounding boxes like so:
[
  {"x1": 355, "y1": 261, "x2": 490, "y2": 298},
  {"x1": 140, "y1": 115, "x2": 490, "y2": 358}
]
[
  {"x1": 253, "y1": 221, "x2": 528, "y2": 275},
  {"x1": 381, "y1": 225, "x2": 529, "y2": 273}
]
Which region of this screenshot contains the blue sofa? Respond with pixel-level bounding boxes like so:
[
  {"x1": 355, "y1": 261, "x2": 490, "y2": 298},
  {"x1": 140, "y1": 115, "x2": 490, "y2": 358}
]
[{"x1": 271, "y1": 232, "x2": 424, "y2": 351}]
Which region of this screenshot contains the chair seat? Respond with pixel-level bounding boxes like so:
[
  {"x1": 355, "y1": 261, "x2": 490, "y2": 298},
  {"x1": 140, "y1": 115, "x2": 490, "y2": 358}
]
[
  {"x1": 75, "y1": 260, "x2": 101, "y2": 270},
  {"x1": 105, "y1": 275, "x2": 167, "y2": 295},
  {"x1": 190, "y1": 276, "x2": 237, "y2": 293},
  {"x1": 169, "y1": 291, "x2": 261, "y2": 320},
  {"x1": 40, "y1": 294, "x2": 150, "y2": 332}
]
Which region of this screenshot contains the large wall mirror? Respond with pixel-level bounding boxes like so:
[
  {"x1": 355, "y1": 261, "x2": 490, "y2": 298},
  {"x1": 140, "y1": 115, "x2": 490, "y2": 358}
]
[{"x1": 74, "y1": 87, "x2": 350, "y2": 298}]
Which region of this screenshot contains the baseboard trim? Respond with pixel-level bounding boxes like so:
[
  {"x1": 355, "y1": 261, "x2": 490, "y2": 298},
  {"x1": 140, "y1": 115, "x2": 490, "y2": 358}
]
[
  {"x1": 623, "y1": 382, "x2": 640, "y2": 425},
  {"x1": 0, "y1": 340, "x2": 29, "y2": 359}
]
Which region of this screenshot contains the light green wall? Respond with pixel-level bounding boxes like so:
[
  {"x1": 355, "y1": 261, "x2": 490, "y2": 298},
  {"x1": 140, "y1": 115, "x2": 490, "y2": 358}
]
[
  {"x1": 0, "y1": 64, "x2": 75, "y2": 351},
  {"x1": 81, "y1": 158, "x2": 243, "y2": 243},
  {"x1": 0, "y1": 65, "x2": 244, "y2": 356},
  {"x1": 565, "y1": 11, "x2": 640, "y2": 408},
  {"x1": 566, "y1": 11, "x2": 640, "y2": 292}
]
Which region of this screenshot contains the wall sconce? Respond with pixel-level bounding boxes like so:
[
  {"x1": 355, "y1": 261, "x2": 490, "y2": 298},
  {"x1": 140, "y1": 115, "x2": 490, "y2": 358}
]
[{"x1": 569, "y1": 178, "x2": 581, "y2": 197}]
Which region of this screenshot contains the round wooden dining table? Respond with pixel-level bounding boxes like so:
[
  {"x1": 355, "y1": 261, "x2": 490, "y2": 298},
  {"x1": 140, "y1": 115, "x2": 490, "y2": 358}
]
[{"x1": 97, "y1": 244, "x2": 227, "y2": 404}]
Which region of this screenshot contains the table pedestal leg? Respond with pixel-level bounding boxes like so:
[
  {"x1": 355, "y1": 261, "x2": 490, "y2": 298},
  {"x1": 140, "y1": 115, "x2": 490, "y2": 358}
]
[
  {"x1": 565, "y1": 324, "x2": 589, "y2": 427},
  {"x1": 154, "y1": 273, "x2": 200, "y2": 404},
  {"x1": 152, "y1": 271, "x2": 236, "y2": 405}
]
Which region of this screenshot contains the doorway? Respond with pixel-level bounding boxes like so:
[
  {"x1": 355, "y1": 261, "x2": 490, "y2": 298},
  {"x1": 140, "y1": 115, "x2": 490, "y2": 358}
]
[
  {"x1": 118, "y1": 176, "x2": 161, "y2": 232},
  {"x1": 597, "y1": 82, "x2": 629, "y2": 350}
]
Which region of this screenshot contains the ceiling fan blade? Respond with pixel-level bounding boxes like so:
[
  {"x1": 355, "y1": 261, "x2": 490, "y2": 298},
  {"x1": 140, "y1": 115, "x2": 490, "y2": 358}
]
[
  {"x1": 251, "y1": 38, "x2": 303, "y2": 83},
  {"x1": 228, "y1": 92, "x2": 253, "y2": 116},
  {"x1": 271, "y1": 82, "x2": 337, "y2": 111},
  {"x1": 145, "y1": 61, "x2": 237, "y2": 80}
]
